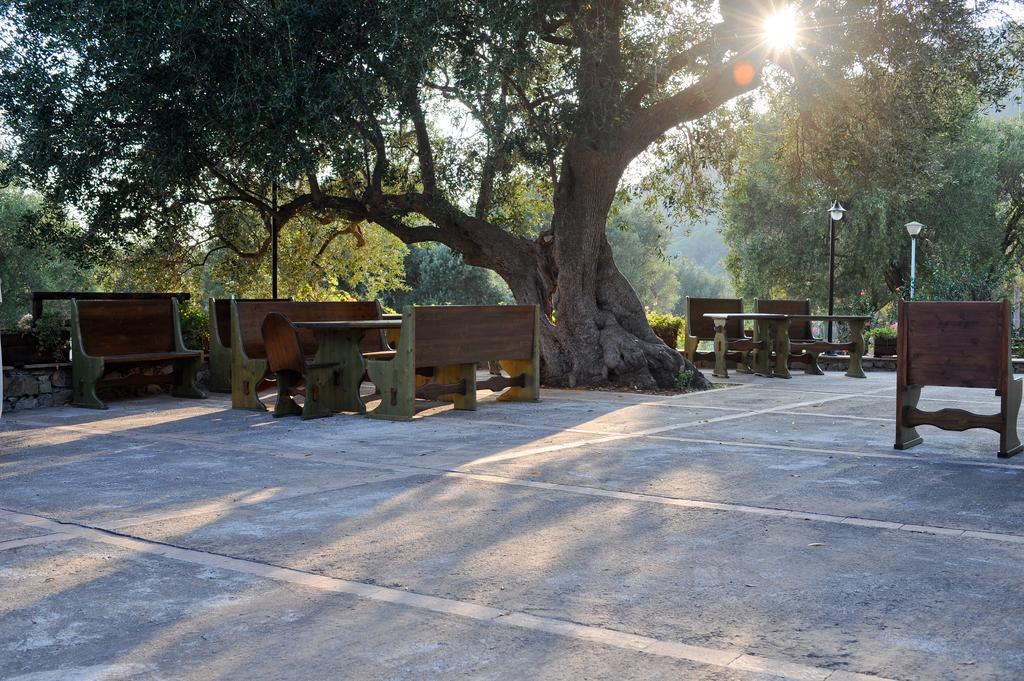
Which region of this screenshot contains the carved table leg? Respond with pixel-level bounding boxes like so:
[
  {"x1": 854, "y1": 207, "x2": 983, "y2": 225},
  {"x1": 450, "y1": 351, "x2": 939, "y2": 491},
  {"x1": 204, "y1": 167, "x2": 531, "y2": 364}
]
[
  {"x1": 846, "y1": 320, "x2": 867, "y2": 378},
  {"x1": 712, "y1": 319, "x2": 729, "y2": 378},
  {"x1": 313, "y1": 329, "x2": 367, "y2": 413},
  {"x1": 772, "y1": 319, "x2": 792, "y2": 379}
]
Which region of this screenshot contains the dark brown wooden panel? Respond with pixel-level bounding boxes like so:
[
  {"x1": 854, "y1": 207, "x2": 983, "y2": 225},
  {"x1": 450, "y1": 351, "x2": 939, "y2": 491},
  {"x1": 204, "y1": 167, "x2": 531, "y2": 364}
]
[
  {"x1": 755, "y1": 299, "x2": 813, "y2": 340},
  {"x1": 235, "y1": 301, "x2": 384, "y2": 358},
  {"x1": 35, "y1": 291, "x2": 189, "y2": 320},
  {"x1": 414, "y1": 305, "x2": 535, "y2": 368},
  {"x1": 77, "y1": 300, "x2": 175, "y2": 356},
  {"x1": 902, "y1": 301, "x2": 1005, "y2": 389},
  {"x1": 213, "y1": 298, "x2": 283, "y2": 348},
  {"x1": 686, "y1": 297, "x2": 744, "y2": 340}
]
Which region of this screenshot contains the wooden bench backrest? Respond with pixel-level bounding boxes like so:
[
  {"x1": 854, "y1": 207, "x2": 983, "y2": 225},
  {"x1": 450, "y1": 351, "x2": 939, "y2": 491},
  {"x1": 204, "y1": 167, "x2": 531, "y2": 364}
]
[
  {"x1": 686, "y1": 297, "x2": 744, "y2": 340},
  {"x1": 755, "y1": 298, "x2": 813, "y2": 340},
  {"x1": 412, "y1": 305, "x2": 536, "y2": 367},
  {"x1": 76, "y1": 299, "x2": 176, "y2": 356},
  {"x1": 213, "y1": 298, "x2": 283, "y2": 348},
  {"x1": 262, "y1": 313, "x2": 306, "y2": 375},
  {"x1": 898, "y1": 300, "x2": 1009, "y2": 390},
  {"x1": 235, "y1": 301, "x2": 384, "y2": 359}
]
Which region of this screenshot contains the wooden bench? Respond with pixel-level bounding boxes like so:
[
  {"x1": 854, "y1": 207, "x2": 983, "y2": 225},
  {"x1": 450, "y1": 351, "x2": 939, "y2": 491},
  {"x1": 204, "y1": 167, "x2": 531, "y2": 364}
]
[
  {"x1": 230, "y1": 300, "x2": 388, "y2": 410},
  {"x1": 33, "y1": 291, "x2": 190, "y2": 322},
  {"x1": 755, "y1": 299, "x2": 869, "y2": 378},
  {"x1": 207, "y1": 298, "x2": 286, "y2": 393},
  {"x1": 684, "y1": 297, "x2": 759, "y2": 373},
  {"x1": 896, "y1": 300, "x2": 1022, "y2": 458},
  {"x1": 365, "y1": 305, "x2": 540, "y2": 421},
  {"x1": 70, "y1": 298, "x2": 204, "y2": 409}
]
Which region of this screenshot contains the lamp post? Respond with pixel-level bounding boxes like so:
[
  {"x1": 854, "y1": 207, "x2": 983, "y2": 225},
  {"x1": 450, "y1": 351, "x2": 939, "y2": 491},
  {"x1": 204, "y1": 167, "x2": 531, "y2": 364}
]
[
  {"x1": 271, "y1": 180, "x2": 279, "y2": 300},
  {"x1": 905, "y1": 221, "x2": 923, "y2": 300},
  {"x1": 826, "y1": 200, "x2": 847, "y2": 343}
]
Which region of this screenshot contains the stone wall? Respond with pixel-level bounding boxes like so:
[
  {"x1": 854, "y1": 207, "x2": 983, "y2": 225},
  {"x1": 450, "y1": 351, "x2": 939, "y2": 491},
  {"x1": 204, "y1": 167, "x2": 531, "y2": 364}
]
[
  {"x1": 3, "y1": 361, "x2": 212, "y2": 412},
  {"x1": 2, "y1": 363, "x2": 73, "y2": 412}
]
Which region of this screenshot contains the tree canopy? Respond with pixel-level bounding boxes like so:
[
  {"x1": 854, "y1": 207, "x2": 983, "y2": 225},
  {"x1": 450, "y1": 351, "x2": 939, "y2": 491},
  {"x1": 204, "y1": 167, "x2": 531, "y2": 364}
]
[{"x1": 0, "y1": 0, "x2": 1019, "y2": 387}]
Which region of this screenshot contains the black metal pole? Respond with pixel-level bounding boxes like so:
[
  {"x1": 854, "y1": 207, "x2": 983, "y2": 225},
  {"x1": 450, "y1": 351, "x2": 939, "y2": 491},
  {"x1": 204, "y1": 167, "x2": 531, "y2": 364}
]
[
  {"x1": 271, "y1": 180, "x2": 279, "y2": 300},
  {"x1": 827, "y1": 214, "x2": 836, "y2": 343}
]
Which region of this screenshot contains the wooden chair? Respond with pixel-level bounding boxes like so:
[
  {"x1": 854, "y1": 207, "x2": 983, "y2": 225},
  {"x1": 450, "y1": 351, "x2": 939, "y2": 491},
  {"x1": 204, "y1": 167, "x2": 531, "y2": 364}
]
[
  {"x1": 230, "y1": 300, "x2": 388, "y2": 411},
  {"x1": 260, "y1": 313, "x2": 341, "y2": 419},
  {"x1": 365, "y1": 305, "x2": 540, "y2": 421},
  {"x1": 895, "y1": 300, "x2": 1022, "y2": 458},
  {"x1": 684, "y1": 297, "x2": 754, "y2": 372},
  {"x1": 70, "y1": 298, "x2": 204, "y2": 409},
  {"x1": 207, "y1": 297, "x2": 286, "y2": 393},
  {"x1": 754, "y1": 298, "x2": 823, "y2": 375}
]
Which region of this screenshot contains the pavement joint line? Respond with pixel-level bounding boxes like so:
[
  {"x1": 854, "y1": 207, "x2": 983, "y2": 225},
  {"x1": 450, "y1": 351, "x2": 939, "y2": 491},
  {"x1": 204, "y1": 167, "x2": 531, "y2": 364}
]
[
  {"x1": 771, "y1": 410, "x2": 895, "y2": 423},
  {"x1": 0, "y1": 508, "x2": 894, "y2": 681},
  {"x1": 638, "y1": 434, "x2": 1024, "y2": 470}
]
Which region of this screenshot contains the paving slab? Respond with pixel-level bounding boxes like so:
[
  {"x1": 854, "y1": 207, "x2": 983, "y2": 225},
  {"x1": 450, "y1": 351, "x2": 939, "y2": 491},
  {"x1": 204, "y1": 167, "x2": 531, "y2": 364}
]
[
  {"x1": 116, "y1": 472, "x2": 1024, "y2": 681},
  {"x1": 0, "y1": 539, "x2": 793, "y2": 681}
]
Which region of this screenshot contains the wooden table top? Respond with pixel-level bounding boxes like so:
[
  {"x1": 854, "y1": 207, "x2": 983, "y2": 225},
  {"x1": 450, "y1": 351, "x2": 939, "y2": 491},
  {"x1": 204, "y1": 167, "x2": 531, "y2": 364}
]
[
  {"x1": 785, "y1": 314, "x2": 872, "y2": 322},
  {"x1": 293, "y1": 320, "x2": 403, "y2": 330},
  {"x1": 702, "y1": 312, "x2": 788, "y2": 320}
]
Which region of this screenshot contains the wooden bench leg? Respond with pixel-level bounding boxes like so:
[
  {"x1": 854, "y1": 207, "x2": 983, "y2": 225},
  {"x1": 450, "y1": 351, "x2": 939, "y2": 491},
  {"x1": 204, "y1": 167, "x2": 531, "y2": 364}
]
[
  {"x1": 302, "y1": 367, "x2": 338, "y2": 420},
  {"x1": 804, "y1": 351, "x2": 824, "y2": 376},
  {"x1": 846, "y1": 320, "x2": 867, "y2": 378},
  {"x1": 232, "y1": 358, "x2": 269, "y2": 411},
  {"x1": 366, "y1": 358, "x2": 416, "y2": 421},
  {"x1": 272, "y1": 372, "x2": 304, "y2": 418},
  {"x1": 435, "y1": 363, "x2": 478, "y2": 410},
  {"x1": 895, "y1": 384, "x2": 924, "y2": 450},
  {"x1": 1000, "y1": 378, "x2": 1023, "y2": 458},
  {"x1": 497, "y1": 358, "x2": 540, "y2": 402},
  {"x1": 171, "y1": 357, "x2": 205, "y2": 399},
  {"x1": 72, "y1": 356, "x2": 107, "y2": 409}
]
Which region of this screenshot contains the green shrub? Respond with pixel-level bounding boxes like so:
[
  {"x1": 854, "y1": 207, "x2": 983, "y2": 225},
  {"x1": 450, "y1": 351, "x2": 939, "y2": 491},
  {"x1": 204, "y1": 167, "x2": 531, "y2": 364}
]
[
  {"x1": 865, "y1": 325, "x2": 897, "y2": 341},
  {"x1": 647, "y1": 311, "x2": 684, "y2": 349},
  {"x1": 179, "y1": 301, "x2": 210, "y2": 352}
]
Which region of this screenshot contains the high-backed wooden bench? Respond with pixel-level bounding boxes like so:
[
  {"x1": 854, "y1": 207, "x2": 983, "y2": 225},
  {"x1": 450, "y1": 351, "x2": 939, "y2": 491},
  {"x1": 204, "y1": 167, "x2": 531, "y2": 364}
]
[
  {"x1": 684, "y1": 297, "x2": 757, "y2": 372},
  {"x1": 207, "y1": 298, "x2": 286, "y2": 393},
  {"x1": 33, "y1": 291, "x2": 190, "y2": 322},
  {"x1": 261, "y1": 313, "x2": 343, "y2": 420},
  {"x1": 896, "y1": 300, "x2": 1022, "y2": 458},
  {"x1": 71, "y1": 298, "x2": 204, "y2": 409},
  {"x1": 230, "y1": 300, "x2": 388, "y2": 410},
  {"x1": 365, "y1": 305, "x2": 540, "y2": 421}
]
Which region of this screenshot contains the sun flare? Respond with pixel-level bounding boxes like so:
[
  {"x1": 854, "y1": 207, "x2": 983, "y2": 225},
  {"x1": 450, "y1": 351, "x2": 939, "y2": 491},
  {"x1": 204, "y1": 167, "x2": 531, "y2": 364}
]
[{"x1": 763, "y1": 5, "x2": 800, "y2": 52}]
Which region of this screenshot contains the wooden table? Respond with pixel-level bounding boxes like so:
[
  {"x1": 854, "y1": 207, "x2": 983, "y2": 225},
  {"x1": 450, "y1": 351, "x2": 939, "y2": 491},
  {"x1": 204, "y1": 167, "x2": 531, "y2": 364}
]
[
  {"x1": 785, "y1": 315, "x2": 871, "y2": 378},
  {"x1": 293, "y1": 319, "x2": 403, "y2": 415},
  {"x1": 703, "y1": 312, "x2": 871, "y2": 380},
  {"x1": 703, "y1": 313, "x2": 788, "y2": 378}
]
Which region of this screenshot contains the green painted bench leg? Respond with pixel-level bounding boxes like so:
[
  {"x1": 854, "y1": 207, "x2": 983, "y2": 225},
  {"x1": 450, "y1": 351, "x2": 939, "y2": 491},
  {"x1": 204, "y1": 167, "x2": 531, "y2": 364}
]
[
  {"x1": 171, "y1": 357, "x2": 205, "y2": 399},
  {"x1": 72, "y1": 356, "x2": 107, "y2": 409},
  {"x1": 1000, "y1": 378, "x2": 1023, "y2": 458},
  {"x1": 273, "y1": 372, "x2": 304, "y2": 418},
  {"x1": 232, "y1": 358, "x2": 269, "y2": 411},
  {"x1": 712, "y1": 320, "x2": 729, "y2": 378},
  {"x1": 366, "y1": 359, "x2": 416, "y2": 421},
  {"x1": 895, "y1": 384, "x2": 923, "y2": 449},
  {"x1": 311, "y1": 329, "x2": 366, "y2": 413},
  {"x1": 302, "y1": 367, "x2": 338, "y2": 420},
  {"x1": 846, "y1": 320, "x2": 867, "y2": 378},
  {"x1": 436, "y1": 363, "x2": 478, "y2": 410}
]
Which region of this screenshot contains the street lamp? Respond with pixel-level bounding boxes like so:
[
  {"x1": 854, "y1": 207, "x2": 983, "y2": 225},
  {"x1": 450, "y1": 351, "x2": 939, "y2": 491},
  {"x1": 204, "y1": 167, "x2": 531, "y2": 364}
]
[
  {"x1": 827, "y1": 200, "x2": 847, "y2": 343},
  {"x1": 905, "y1": 221, "x2": 923, "y2": 300}
]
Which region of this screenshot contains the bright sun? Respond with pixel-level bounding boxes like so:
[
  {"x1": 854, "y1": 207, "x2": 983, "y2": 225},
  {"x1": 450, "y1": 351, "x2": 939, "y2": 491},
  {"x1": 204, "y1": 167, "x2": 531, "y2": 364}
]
[{"x1": 763, "y1": 5, "x2": 800, "y2": 51}]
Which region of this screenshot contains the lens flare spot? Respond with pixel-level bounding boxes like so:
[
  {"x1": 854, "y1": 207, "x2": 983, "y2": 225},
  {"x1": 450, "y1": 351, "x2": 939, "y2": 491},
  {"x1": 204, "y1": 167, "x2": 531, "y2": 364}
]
[{"x1": 733, "y1": 60, "x2": 755, "y2": 86}]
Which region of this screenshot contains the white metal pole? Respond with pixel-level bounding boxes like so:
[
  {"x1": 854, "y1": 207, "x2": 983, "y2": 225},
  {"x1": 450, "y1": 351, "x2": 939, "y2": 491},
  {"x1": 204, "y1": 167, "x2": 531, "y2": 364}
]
[{"x1": 909, "y1": 235, "x2": 917, "y2": 300}]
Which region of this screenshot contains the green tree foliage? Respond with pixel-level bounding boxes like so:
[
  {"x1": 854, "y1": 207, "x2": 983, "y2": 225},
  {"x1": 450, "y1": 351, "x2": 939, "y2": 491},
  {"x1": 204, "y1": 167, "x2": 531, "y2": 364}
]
[
  {"x1": 381, "y1": 244, "x2": 512, "y2": 310},
  {"x1": 0, "y1": 187, "x2": 91, "y2": 327},
  {"x1": 607, "y1": 204, "x2": 679, "y2": 313},
  {"x1": 724, "y1": 117, "x2": 1024, "y2": 311}
]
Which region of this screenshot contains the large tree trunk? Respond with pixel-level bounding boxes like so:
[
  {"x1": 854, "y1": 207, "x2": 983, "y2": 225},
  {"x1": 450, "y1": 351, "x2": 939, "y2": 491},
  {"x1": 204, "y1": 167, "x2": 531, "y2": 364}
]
[{"x1": 486, "y1": 148, "x2": 711, "y2": 391}]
